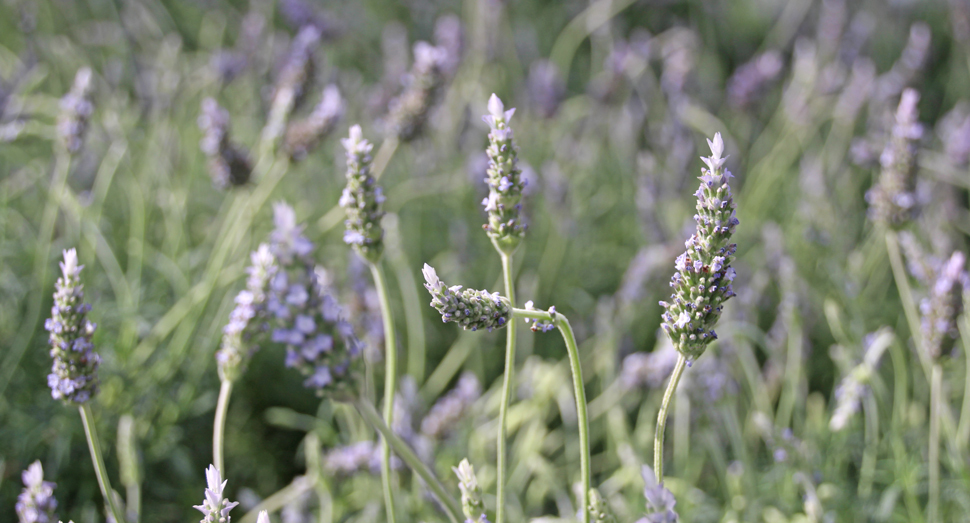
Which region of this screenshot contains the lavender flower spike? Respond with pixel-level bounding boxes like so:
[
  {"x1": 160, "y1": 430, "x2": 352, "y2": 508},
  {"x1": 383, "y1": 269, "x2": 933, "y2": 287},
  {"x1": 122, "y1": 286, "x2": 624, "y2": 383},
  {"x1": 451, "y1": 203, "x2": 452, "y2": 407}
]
[
  {"x1": 199, "y1": 98, "x2": 252, "y2": 189},
  {"x1": 422, "y1": 264, "x2": 510, "y2": 332},
  {"x1": 217, "y1": 244, "x2": 278, "y2": 382},
  {"x1": 194, "y1": 464, "x2": 240, "y2": 523},
  {"x1": 16, "y1": 461, "x2": 57, "y2": 523},
  {"x1": 284, "y1": 84, "x2": 344, "y2": 160},
  {"x1": 639, "y1": 465, "x2": 678, "y2": 522},
  {"x1": 920, "y1": 251, "x2": 969, "y2": 360},
  {"x1": 386, "y1": 41, "x2": 448, "y2": 141},
  {"x1": 58, "y1": 68, "x2": 94, "y2": 153},
  {"x1": 454, "y1": 459, "x2": 488, "y2": 523},
  {"x1": 340, "y1": 125, "x2": 385, "y2": 263},
  {"x1": 46, "y1": 249, "x2": 100, "y2": 404},
  {"x1": 482, "y1": 94, "x2": 527, "y2": 254},
  {"x1": 659, "y1": 133, "x2": 738, "y2": 361},
  {"x1": 866, "y1": 88, "x2": 922, "y2": 228}
]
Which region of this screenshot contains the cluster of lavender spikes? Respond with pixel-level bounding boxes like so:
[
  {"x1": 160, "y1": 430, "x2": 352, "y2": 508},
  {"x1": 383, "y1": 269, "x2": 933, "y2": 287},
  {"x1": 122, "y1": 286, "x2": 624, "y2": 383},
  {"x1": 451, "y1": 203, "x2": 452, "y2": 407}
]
[
  {"x1": 268, "y1": 203, "x2": 363, "y2": 396},
  {"x1": 422, "y1": 264, "x2": 510, "y2": 332},
  {"x1": 659, "y1": 133, "x2": 738, "y2": 361},
  {"x1": 217, "y1": 244, "x2": 277, "y2": 382},
  {"x1": 198, "y1": 98, "x2": 252, "y2": 189},
  {"x1": 194, "y1": 465, "x2": 239, "y2": 523},
  {"x1": 385, "y1": 42, "x2": 448, "y2": 141},
  {"x1": 339, "y1": 125, "x2": 385, "y2": 263},
  {"x1": 16, "y1": 461, "x2": 57, "y2": 523},
  {"x1": 57, "y1": 68, "x2": 94, "y2": 154},
  {"x1": 283, "y1": 84, "x2": 344, "y2": 160},
  {"x1": 481, "y1": 94, "x2": 527, "y2": 254},
  {"x1": 454, "y1": 459, "x2": 489, "y2": 523},
  {"x1": 45, "y1": 249, "x2": 100, "y2": 404},
  {"x1": 865, "y1": 88, "x2": 922, "y2": 228}
]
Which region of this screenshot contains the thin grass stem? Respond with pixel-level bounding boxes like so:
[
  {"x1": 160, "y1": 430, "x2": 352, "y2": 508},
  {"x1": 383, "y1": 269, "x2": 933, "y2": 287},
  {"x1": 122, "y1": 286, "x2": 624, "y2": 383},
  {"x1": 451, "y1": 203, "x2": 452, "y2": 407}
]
[
  {"x1": 929, "y1": 363, "x2": 942, "y2": 522},
  {"x1": 369, "y1": 261, "x2": 399, "y2": 523},
  {"x1": 80, "y1": 404, "x2": 126, "y2": 523}
]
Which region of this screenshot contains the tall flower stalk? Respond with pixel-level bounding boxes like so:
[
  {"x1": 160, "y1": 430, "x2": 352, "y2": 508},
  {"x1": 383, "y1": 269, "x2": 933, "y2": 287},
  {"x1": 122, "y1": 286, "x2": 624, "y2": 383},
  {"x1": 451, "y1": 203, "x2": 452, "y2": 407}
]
[
  {"x1": 655, "y1": 133, "x2": 738, "y2": 485},
  {"x1": 45, "y1": 249, "x2": 125, "y2": 523},
  {"x1": 339, "y1": 125, "x2": 397, "y2": 523}
]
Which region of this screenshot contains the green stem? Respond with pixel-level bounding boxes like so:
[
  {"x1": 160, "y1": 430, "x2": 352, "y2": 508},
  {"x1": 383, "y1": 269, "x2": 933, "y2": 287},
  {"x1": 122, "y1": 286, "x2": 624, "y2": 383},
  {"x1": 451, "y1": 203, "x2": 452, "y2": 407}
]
[
  {"x1": 213, "y1": 380, "x2": 233, "y2": 475},
  {"x1": 884, "y1": 231, "x2": 931, "y2": 378},
  {"x1": 80, "y1": 404, "x2": 126, "y2": 523},
  {"x1": 369, "y1": 262, "x2": 399, "y2": 523},
  {"x1": 509, "y1": 308, "x2": 590, "y2": 523},
  {"x1": 496, "y1": 252, "x2": 517, "y2": 523},
  {"x1": 654, "y1": 354, "x2": 688, "y2": 485},
  {"x1": 957, "y1": 319, "x2": 970, "y2": 450},
  {"x1": 929, "y1": 363, "x2": 942, "y2": 523},
  {"x1": 352, "y1": 398, "x2": 462, "y2": 523},
  {"x1": 859, "y1": 393, "x2": 878, "y2": 498},
  {"x1": 372, "y1": 137, "x2": 400, "y2": 181}
]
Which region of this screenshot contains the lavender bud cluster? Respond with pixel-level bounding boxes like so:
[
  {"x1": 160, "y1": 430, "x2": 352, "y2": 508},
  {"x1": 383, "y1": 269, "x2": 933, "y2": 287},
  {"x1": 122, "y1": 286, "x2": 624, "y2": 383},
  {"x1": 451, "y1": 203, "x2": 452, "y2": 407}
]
[
  {"x1": 481, "y1": 94, "x2": 527, "y2": 254},
  {"x1": 420, "y1": 371, "x2": 481, "y2": 438},
  {"x1": 422, "y1": 264, "x2": 510, "y2": 332},
  {"x1": 45, "y1": 249, "x2": 100, "y2": 404},
  {"x1": 659, "y1": 133, "x2": 738, "y2": 361},
  {"x1": 865, "y1": 88, "x2": 922, "y2": 228},
  {"x1": 284, "y1": 85, "x2": 344, "y2": 160},
  {"x1": 217, "y1": 244, "x2": 277, "y2": 382},
  {"x1": 919, "y1": 251, "x2": 969, "y2": 360},
  {"x1": 57, "y1": 68, "x2": 94, "y2": 153},
  {"x1": 268, "y1": 203, "x2": 362, "y2": 396},
  {"x1": 454, "y1": 459, "x2": 488, "y2": 523},
  {"x1": 264, "y1": 26, "x2": 320, "y2": 143},
  {"x1": 193, "y1": 465, "x2": 239, "y2": 523},
  {"x1": 385, "y1": 42, "x2": 448, "y2": 141},
  {"x1": 588, "y1": 489, "x2": 617, "y2": 523},
  {"x1": 198, "y1": 98, "x2": 252, "y2": 189},
  {"x1": 522, "y1": 300, "x2": 556, "y2": 333},
  {"x1": 339, "y1": 125, "x2": 385, "y2": 263},
  {"x1": 638, "y1": 465, "x2": 678, "y2": 523},
  {"x1": 16, "y1": 461, "x2": 57, "y2": 523}
]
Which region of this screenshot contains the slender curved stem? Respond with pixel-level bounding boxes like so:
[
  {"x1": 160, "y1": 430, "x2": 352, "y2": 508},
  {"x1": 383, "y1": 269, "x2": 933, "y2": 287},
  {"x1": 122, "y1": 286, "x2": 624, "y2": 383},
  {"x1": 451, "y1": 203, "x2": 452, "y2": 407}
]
[
  {"x1": 859, "y1": 393, "x2": 878, "y2": 498},
  {"x1": 929, "y1": 363, "x2": 942, "y2": 523},
  {"x1": 352, "y1": 398, "x2": 462, "y2": 523},
  {"x1": 213, "y1": 380, "x2": 233, "y2": 475},
  {"x1": 369, "y1": 262, "x2": 399, "y2": 523},
  {"x1": 509, "y1": 308, "x2": 589, "y2": 523},
  {"x1": 654, "y1": 354, "x2": 688, "y2": 485},
  {"x1": 80, "y1": 404, "x2": 126, "y2": 523},
  {"x1": 372, "y1": 137, "x2": 400, "y2": 181},
  {"x1": 884, "y1": 231, "x2": 930, "y2": 376},
  {"x1": 496, "y1": 252, "x2": 517, "y2": 523}
]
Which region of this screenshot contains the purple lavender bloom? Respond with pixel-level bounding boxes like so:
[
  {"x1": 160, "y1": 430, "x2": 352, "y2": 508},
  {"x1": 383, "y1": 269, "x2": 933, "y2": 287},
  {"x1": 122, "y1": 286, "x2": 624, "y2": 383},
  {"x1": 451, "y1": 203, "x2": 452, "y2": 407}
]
[
  {"x1": 420, "y1": 372, "x2": 481, "y2": 438},
  {"x1": 726, "y1": 51, "x2": 783, "y2": 110},
  {"x1": 385, "y1": 41, "x2": 448, "y2": 141},
  {"x1": 919, "y1": 251, "x2": 969, "y2": 360},
  {"x1": 198, "y1": 97, "x2": 252, "y2": 189},
  {"x1": 482, "y1": 94, "x2": 527, "y2": 254},
  {"x1": 659, "y1": 134, "x2": 738, "y2": 361},
  {"x1": 46, "y1": 249, "x2": 100, "y2": 405},
  {"x1": 15, "y1": 461, "x2": 57, "y2": 523},
  {"x1": 57, "y1": 68, "x2": 93, "y2": 153},
  {"x1": 640, "y1": 465, "x2": 678, "y2": 522},
  {"x1": 217, "y1": 244, "x2": 277, "y2": 382},
  {"x1": 866, "y1": 88, "x2": 922, "y2": 228},
  {"x1": 339, "y1": 125, "x2": 385, "y2": 263},
  {"x1": 422, "y1": 264, "x2": 510, "y2": 332},
  {"x1": 193, "y1": 465, "x2": 239, "y2": 523},
  {"x1": 283, "y1": 85, "x2": 344, "y2": 160}
]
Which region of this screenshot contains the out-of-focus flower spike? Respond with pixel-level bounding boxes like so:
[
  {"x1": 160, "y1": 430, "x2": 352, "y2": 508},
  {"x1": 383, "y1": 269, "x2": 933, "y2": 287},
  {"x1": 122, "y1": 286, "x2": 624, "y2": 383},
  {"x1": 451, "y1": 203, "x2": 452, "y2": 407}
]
[
  {"x1": 16, "y1": 461, "x2": 57, "y2": 523},
  {"x1": 283, "y1": 84, "x2": 344, "y2": 160},
  {"x1": 866, "y1": 88, "x2": 921, "y2": 228},
  {"x1": 385, "y1": 41, "x2": 448, "y2": 141},
  {"x1": 58, "y1": 67, "x2": 94, "y2": 153},
  {"x1": 198, "y1": 98, "x2": 252, "y2": 189}
]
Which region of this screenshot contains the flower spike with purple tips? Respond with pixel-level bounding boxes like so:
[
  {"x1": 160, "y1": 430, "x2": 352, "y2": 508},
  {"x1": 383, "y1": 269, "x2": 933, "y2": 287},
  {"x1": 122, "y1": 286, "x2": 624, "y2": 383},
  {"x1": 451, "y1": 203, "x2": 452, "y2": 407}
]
[
  {"x1": 45, "y1": 249, "x2": 100, "y2": 405},
  {"x1": 422, "y1": 264, "x2": 510, "y2": 332}
]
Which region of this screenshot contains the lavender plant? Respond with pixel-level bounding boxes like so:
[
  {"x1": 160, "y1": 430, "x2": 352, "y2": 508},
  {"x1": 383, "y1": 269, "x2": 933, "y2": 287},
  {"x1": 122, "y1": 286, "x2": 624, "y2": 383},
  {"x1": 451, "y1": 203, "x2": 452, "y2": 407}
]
[
  {"x1": 57, "y1": 67, "x2": 93, "y2": 154},
  {"x1": 199, "y1": 97, "x2": 253, "y2": 189},
  {"x1": 385, "y1": 42, "x2": 448, "y2": 142},
  {"x1": 15, "y1": 461, "x2": 57, "y2": 523}
]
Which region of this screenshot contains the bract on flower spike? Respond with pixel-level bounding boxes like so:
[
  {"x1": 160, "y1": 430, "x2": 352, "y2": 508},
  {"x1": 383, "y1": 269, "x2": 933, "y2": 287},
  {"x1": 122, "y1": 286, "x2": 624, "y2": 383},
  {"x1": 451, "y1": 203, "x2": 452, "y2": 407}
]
[
  {"x1": 482, "y1": 93, "x2": 527, "y2": 255},
  {"x1": 58, "y1": 67, "x2": 93, "y2": 153},
  {"x1": 340, "y1": 125, "x2": 385, "y2": 263},
  {"x1": 422, "y1": 264, "x2": 511, "y2": 332},
  {"x1": 865, "y1": 88, "x2": 922, "y2": 228},
  {"x1": 198, "y1": 98, "x2": 252, "y2": 189},
  {"x1": 217, "y1": 244, "x2": 278, "y2": 382},
  {"x1": 385, "y1": 41, "x2": 448, "y2": 141},
  {"x1": 268, "y1": 203, "x2": 363, "y2": 397},
  {"x1": 659, "y1": 133, "x2": 738, "y2": 361},
  {"x1": 193, "y1": 464, "x2": 239, "y2": 523},
  {"x1": 45, "y1": 249, "x2": 101, "y2": 405},
  {"x1": 284, "y1": 84, "x2": 344, "y2": 160},
  {"x1": 16, "y1": 461, "x2": 57, "y2": 523}
]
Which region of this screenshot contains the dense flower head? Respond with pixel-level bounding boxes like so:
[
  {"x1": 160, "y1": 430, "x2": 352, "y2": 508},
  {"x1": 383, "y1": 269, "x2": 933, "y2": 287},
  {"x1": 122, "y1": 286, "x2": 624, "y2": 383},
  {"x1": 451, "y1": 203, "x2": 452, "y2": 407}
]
[
  {"x1": 385, "y1": 41, "x2": 448, "y2": 141},
  {"x1": 639, "y1": 465, "x2": 678, "y2": 523},
  {"x1": 264, "y1": 26, "x2": 321, "y2": 143},
  {"x1": 588, "y1": 488, "x2": 617, "y2": 523},
  {"x1": 284, "y1": 84, "x2": 344, "y2": 160},
  {"x1": 422, "y1": 264, "x2": 510, "y2": 332},
  {"x1": 866, "y1": 88, "x2": 922, "y2": 228},
  {"x1": 193, "y1": 464, "x2": 239, "y2": 523},
  {"x1": 268, "y1": 203, "x2": 363, "y2": 396},
  {"x1": 659, "y1": 133, "x2": 738, "y2": 361},
  {"x1": 58, "y1": 67, "x2": 94, "y2": 153},
  {"x1": 45, "y1": 249, "x2": 100, "y2": 404},
  {"x1": 339, "y1": 125, "x2": 385, "y2": 263},
  {"x1": 420, "y1": 371, "x2": 481, "y2": 438},
  {"x1": 919, "y1": 251, "x2": 969, "y2": 360},
  {"x1": 16, "y1": 461, "x2": 57, "y2": 523},
  {"x1": 217, "y1": 244, "x2": 278, "y2": 382},
  {"x1": 454, "y1": 459, "x2": 488, "y2": 523},
  {"x1": 198, "y1": 98, "x2": 252, "y2": 189},
  {"x1": 481, "y1": 94, "x2": 527, "y2": 254}
]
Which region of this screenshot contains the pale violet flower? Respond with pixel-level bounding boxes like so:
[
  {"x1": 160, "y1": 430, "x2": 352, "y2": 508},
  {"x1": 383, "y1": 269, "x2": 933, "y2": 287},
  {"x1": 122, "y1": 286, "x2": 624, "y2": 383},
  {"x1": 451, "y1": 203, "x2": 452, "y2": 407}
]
[{"x1": 193, "y1": 464, "x2": 239, "y2": 523}]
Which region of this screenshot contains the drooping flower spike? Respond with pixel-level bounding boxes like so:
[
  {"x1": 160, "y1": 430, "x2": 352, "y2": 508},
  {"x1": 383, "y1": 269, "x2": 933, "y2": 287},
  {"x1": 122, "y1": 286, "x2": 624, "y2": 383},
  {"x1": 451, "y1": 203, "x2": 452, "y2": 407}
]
[{"x1": 422, "y1": 264, "x2": 510, "y2": 332}]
